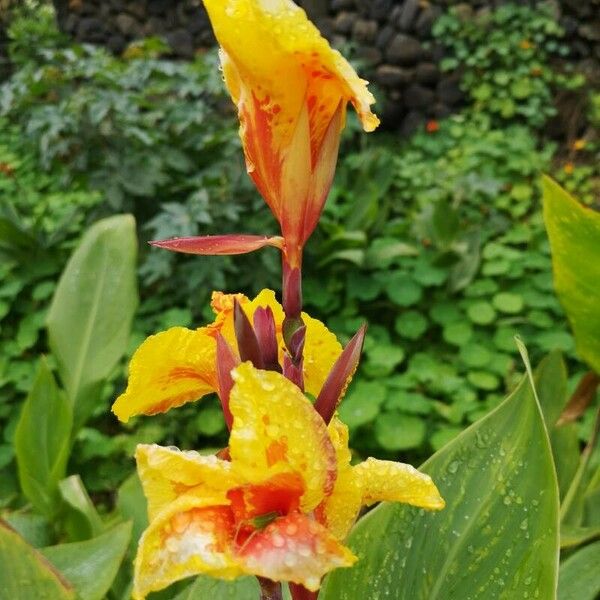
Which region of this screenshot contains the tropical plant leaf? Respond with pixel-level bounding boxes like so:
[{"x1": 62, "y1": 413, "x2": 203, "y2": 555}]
[
  {"x1": 321, "y1": 373, "x2": 559, "y2": 599},
  {"x1": 557, "y1": 540, "x2": 600, "y2": 600},
  {"x1": 46, "y1": 214, "x2": 138, "y2": 430},
  {"x1": 0, "y1": 519, "x2": 75, "y2": 600},
  {"x1": 543, "y1": 176, "x2": 600, "y2": 374},
  {"x1": 14, "y1": 358, "x2": 72, "y2": 517},
  {"x1": 41, "y1": 522, "x2": 132, "y2": 600},
  {"x1": 172, "y1": 576, "x2": 261, "y2": 600}
]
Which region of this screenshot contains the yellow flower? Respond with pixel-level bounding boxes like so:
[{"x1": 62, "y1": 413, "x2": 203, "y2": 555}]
[
  {"x1": 112, "y1": 289, "x2": 342, "y2": 422},
  {"x1": 203, "y1": 0, "x2": 379, "y2": 267},
  {"x1": 132, "y1": 363, "x2": 444, "y2": 598}
]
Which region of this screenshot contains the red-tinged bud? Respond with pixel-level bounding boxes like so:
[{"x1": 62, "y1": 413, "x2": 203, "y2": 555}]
[
  {"x1": 282, "y1": 262, "x2": 302, "y2": 319},
  {"x1": 234, "y1": 300, "x2": 264, "y2": 369},
  {"x1": 283, "y1": 353, "x2": 304, "y2": 391},
  {"x1": 314, "y1": 324, "x2": 367, "y2": 424},
  {"x1": 289, "y1": 583, "x2": 318, "y2": 600},
  {"x1": 149, "y1": 234, "x2": 284, "y2": 255},
  {"x1": 216, "y1": 334, "x2": 239, "y2": 430},
  {"x1": 288, "y1": 324, "x2": 306, "y2": 364},
  {"x1": 253, "y1": 307, "x2": 281, "y2": 372}
]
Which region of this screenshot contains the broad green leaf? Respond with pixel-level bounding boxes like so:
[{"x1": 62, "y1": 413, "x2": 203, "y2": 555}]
[
  {"x1": 3, "y1": 512, "x2": 52, "y2": 548},
  {"x1": 543, "y1": 176, "x2": 600, "y2": 373},
  {"x1": 14, "y1": 359, "x2": 72, "y2": 517},
  {"x1": 41, "y1": 522, "x2": 132, "y2": 600},
  {"x1": 0, "y1": 520, "x2": 75, "y2": 600},
  {"x1": 321, "y1": 375, "x2": 559, "y2": 600},
  {"x1": 533, "y1": 350, "x2": 568, "y2": 429},
  {"x1": 47, "y1": 215, "x2": 138, "y2": 430},
  {"x1": 557, "y1": 540, "x2": 600, "y2": 600},
  {"x1": 116, "y1": 472, "x2": 148, "y2": 552},
  {"x1": 172, "y1": 575, "x2": 260, "y2": 599},
  {"x1": 59, "y1": 475, "x2": 104, "y2": 541}
]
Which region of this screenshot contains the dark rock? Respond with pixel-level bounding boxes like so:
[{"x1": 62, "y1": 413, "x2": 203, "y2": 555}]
[
  {"x1": 370, "y1": 0, "x2": 394, "y2": 21},
  {"x1": 126, "y1": 1, "x2": 147, "y2": 20},
  {"x1": 404, "y1": 83, "x2": 435, "y2": 109},
  {"x1": 389, "y1": 5, "x2": 402, "y2": 25},
  {"x1": 401, "y1": 110, "x2": 425, "y2": 136},
  {"x1": 333, "y1": 11, "x2": 355, "y2": 35},
  {"x1": 107, "y1": 34, "x2": 127, "y2": 54},
  {"x1": 386, "y1": 34, "x2": 424, "y2": 65},
  {"x1": 355, "y1": 45, "x2": 383, "y2": 66},
  {"x1": 330, "y1": 0, "x2": 355, "y2": 10},
  {"x1": 148, "y1": 0, "x2": 171, "y2": 16},
  {"x1": 77, "y1": 17, "x2": 105, "y2": 39},
  {"x1": 375, "y1": 64, "x2": 413, "y2": 87},
  {"x1": 63, "y1": 13, "x2": 79, "y2": 34},
  {"x1": 437, "y1": 74, "x2": 464, "y2": 105},
  {"x1": 454, "y1": 3, "x2": 474, "y2": 21},
  {"x1": 116, "y1": 13, "x2": 142, "y2": 38},
  {"x1": 352, "y1": 19, "x2": 378, "y2": 44},
  {"x1": 300, "y1": 0, "x2": 330, "y2": 18},
  {"x1": 376, "y1": 25, "x2": 395, "y2": 50},
  {"x1": 397, "y1": 0, "x2": 420, "y2": 31},
  {"x1": 166, "y1": 28, "x2": 195, "y2": 57},
  {"x1": 430, "y1": 42, "x2": 445, "y2": 63},
  {"x1": 415, "y1": 62, "x2": 440, "y2": 85},
  {"x1": 188, "y1": 13, "x2": 210, "y2": 35},
  {"x1": 560, "y1": 16, "x2": 579, "y2": 36},
  {"x1": 430, "y1": 103, "x2": 453, "y2": 118},
  {"x1": 415, "y1": 5, "x2": 443, "y2": 36},
  {"x1": 354, "y1": 0, "x2": 371, "y2": 17},
  {"x1": 315, "y1": 17, "x2": 335, "y2": 39},
  {"x1": 579, "y1": 22, "x2": 600, "y2": 42}
]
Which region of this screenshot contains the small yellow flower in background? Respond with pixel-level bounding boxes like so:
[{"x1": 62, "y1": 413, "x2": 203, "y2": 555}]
[
  {"x1": 519, "y1": 39, "x2": 533, "y2": 50},
  {"x1": 573, "y1": 139, "x2": 586, "y2": 151},
  {"x1": 564, "y1": 162, "x2": 575, "y2": 175},
  {"x1": 203, "y1": 0, "x2": 379, "y2": 268},
  {"x1": 131, "y1": 363, "x2": 444, "y2": 599},
  {"x1": 112, "y1": 289, "x2": 342, "y2": 422}
]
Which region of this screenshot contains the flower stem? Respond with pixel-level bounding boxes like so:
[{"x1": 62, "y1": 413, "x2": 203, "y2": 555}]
[{"x1": 258, "y1": 577, "x2": 283, "y2": 600}]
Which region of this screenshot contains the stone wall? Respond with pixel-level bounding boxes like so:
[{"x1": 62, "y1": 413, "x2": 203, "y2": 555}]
[{"x1": 14, "y1": 0, "x2": 600, "y2": 132}]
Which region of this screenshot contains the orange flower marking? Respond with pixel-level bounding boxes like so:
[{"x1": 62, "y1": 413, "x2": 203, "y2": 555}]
[
  {"x1": 426, "y1": 120, "x2": 440, "y2": 133},
  {"x1": 132, "y1": 364, "x2": 444, "y2": 598}
]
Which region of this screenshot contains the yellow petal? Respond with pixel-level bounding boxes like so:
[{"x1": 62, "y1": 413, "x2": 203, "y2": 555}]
[
  {"x1": 133, "y1": 496, "x2": 242, "y2": 600},
  {"x1": 112, "y1": 327, "x2": 217, "y2": 422},
  {"x1": 316, "y1": 418, "x2": 362, "y2": 540},
  {"x1": 135, "y1": 444, "x2": 239, "y2": 521},
  {"x1": 302, "y1": 312, "x2": 343, "y2": 398},
  {"x1": 354, "y1": 458, "x2": 445, "y2": 510},
  {"x1": 228, "y1": 362, "x2": 336, "y2": 511},
  {"x1": 236, "y1": 511, "x2": 356, "y2": 591}
]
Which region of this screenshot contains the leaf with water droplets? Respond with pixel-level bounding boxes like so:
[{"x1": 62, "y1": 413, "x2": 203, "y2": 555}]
[{"x1": 321, "y1": 373, "x2": 559, "y2": 600}]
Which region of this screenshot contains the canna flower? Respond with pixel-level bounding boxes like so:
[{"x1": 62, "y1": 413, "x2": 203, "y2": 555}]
[
  {"x1": 112, "y1": 289, "x2": 342, "y2": 422},
  {"x1": 195, "y1": 0, "x2": 379, "y2": 268},
  {"x1": 132, "y1": 363, "x2": 444, "y2": 598}
]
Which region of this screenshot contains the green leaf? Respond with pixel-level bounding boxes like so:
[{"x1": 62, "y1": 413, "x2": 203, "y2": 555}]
[
  {"x1": 466, "y1": 301, "x2": 496, "y2": 325},
  {"x1": 394, "y1": 311, "x2": 428, "y2": 340},
  {"x1": 116, "y1": 473, "x2": 148, "y2": 553},
  {"x1": 41, "y1": 522, "x2": 132, "y2": 600},
  {"x1": 534, "y1": 351, "x2": 567, "y2": 429},
  {"x1": 47, "y1": 215, "x2": 138, "y2": 430},
  {"x1": 558, "y1": 540, "x2": 600, "y2": 600},
  {"x1": 338, "y1": 381, "x2": 386, "y2": 429},
  {"x1": 385, "y1": 273, "x2": 423, "y2": 307},
  {"x1": 543, "y1": 177, "x2": 600, "y2": 373},
  {"x1": 375, "y1": 412, "x2": 426, "y2": 451},
  {"x1": 443, "y1": 321, "x2": 473, "y2": 346},
  {"x1": 0, "y1": 520, "x2": 75, "y2": 600},
  {"x1": 172, "y1": 575, "x2": 260, "y2": 599},
  {"x1": 14, "y1": 359, "x2": 72, "y2": 517},
  {"x1": 492, "y1": 292, "x2": 524, "y2": 314},
  {"x1": 59, "y1": 475, "x2": 104, "y2": 540},
  {"x1": 321, "y1": 375, "x2": 559, "y2": 600}
]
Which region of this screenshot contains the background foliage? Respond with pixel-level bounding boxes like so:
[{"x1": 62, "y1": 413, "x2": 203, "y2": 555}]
[{"x1": 0, "y1": 2, "x2": 599, "y2": 599}]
